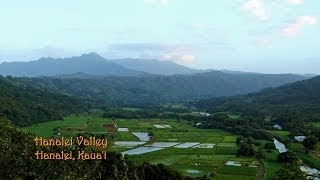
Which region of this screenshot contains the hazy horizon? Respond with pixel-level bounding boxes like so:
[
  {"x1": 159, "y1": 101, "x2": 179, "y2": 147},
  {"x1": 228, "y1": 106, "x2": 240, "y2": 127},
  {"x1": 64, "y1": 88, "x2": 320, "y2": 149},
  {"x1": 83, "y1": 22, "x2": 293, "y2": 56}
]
[
  {"x1": 0, "y1": 0, "x2": 319, "y2": 74},
  {"x1": 0, "y1": 52, "x2": 318, "y2": 75}
]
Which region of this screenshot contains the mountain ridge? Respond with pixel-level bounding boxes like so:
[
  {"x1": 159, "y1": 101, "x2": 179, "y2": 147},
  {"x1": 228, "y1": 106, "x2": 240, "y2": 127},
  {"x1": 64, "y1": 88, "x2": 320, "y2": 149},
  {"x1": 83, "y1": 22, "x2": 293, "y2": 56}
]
[
  {"x1": 196, "y1": 75, "x2": 320, "y2": 123},
  {"x1": 0, "y1": 53, "x2": 144, "y2": 77}
]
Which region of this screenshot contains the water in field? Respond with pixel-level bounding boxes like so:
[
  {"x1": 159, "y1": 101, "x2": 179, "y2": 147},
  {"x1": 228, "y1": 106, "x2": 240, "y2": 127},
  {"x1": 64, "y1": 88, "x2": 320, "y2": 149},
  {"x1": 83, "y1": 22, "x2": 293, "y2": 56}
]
[
  {"x1": 226, "y1": 161, "x2": 241, "y2": 166},
  {"x1": 122, "y1": 147, "x2": 164, "y2": 155},
  {"x1": 186, "y1": 169, "x2": 201, "y2": 174},
  {"x1": 273, "y1": 138, "x2": 287, "y2": 153},
  {"x1": 114, "y1": 141, "x2": 146, "y2": 147},
  {"x1": 174, "y1": 142, "x2": 200, "y2": 148},
  {"x1": 154, "y1": 124, "x2": 166, "y2": 128},
  {"x1": 192, "y1": 143, "x2": 215, "y2": 148},
  {"x1": 154, "y1": 124, "x2": 172, "y2": 128},
  {"x1": 300, "y1": 166, "x2": 319, "y2": 180},
  {"x1": 118, "y1": 128, "x2": 129, "y2": 132},
  {"x1": 132, "y1": 132, "x2": 150, "y2": 141},
  {"x1": 148, "y1": 142, "x2": 180, "y2": 148}
]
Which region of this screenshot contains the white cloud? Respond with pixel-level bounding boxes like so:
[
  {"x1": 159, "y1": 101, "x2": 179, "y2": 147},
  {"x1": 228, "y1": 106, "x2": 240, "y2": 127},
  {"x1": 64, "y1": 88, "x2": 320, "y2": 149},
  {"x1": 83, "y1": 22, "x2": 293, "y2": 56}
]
[
  {"x1": 160, "y1": 45, "x2": 195, "y2": 63},
  {"x1": 107, "y1": 43, "x2": 195, "y2": 64},
  {"x1": 162, "y1": 53, "x2": 195, "y2": 64},
  {"x1": 180, "y1": 54, "x2": 195, "y2": 63},
  {"x1": 241, "y1": 0, "x2": 269, "y2": 21},
  {"x1": 284, "y1": 0, "x2": 303, "y2": 5},
  {"x1": 281, "y1": 15, "x2": 317, "y2": 37}
]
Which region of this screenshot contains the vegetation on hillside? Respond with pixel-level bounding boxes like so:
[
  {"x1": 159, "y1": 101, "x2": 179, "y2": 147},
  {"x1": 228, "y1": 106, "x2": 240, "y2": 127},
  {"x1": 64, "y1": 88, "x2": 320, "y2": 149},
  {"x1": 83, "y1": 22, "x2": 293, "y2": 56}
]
[
  {"x1": 0, "y1": 76, "x2": 87, "y2": 126},
  {"x1": 0, "y1": 116, "x2": 202, "y2": 180},
  {"x1": 21, "y1": 71, "x2": 306, "y2": 106}
]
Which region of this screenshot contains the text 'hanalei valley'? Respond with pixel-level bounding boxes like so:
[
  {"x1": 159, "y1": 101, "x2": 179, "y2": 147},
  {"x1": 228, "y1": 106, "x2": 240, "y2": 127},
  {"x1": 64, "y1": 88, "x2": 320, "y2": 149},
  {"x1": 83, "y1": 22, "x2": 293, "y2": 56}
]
[{"x1": 34, "y1": 136, "x2": 107, "y2": 148}]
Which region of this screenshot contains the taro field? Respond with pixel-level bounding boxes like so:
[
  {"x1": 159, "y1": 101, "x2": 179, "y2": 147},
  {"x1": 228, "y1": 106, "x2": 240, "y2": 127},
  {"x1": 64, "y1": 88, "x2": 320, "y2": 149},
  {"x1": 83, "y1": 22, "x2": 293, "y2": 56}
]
[{"x1": 22, "y1": 115, "x2": 260, "y2": 179}]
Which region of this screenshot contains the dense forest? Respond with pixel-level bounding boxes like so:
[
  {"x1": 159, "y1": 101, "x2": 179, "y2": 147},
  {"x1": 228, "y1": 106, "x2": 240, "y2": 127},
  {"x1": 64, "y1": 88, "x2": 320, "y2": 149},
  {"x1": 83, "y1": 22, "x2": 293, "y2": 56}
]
[
  {"x1": 0, "y1": 76, "x2": 88, "y2": 126},
  {"x1": 196, "y1": 76, "x2": 320, "y2": 138},
  {"x1": 17, "y1": 71, "x2": 306, "y2": 106}
]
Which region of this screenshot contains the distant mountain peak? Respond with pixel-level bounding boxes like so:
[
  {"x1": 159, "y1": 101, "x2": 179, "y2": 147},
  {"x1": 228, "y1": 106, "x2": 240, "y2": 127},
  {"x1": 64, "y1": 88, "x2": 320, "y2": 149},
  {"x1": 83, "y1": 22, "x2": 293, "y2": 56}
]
[
  {"x1": 79, "y1": 52, "x2": 102, "y2": 59},
  {"x1": 0, "y1": 52, "x2": 144, "y2": 77},
  {"x1": 74, "y1": 52, "x2": 106, "y2": 62}
]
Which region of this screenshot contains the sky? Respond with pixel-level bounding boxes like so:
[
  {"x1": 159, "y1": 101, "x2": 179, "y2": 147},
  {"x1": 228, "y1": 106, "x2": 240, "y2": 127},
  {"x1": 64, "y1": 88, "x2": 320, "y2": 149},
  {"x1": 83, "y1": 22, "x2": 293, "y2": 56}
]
[{"x1": 0, "y1": 0, "x2": 319, "y2": 74}]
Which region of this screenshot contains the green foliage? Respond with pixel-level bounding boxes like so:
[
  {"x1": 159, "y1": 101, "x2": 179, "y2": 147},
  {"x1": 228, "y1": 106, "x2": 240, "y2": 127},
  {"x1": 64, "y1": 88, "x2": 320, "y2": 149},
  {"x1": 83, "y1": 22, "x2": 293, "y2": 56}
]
[
  {"x1": 237, "y1": 143, "x2": 256, "y2": 157},
  {"x1": 302, "y1": 136, "x2": 317, "y2": 151},
  {"x1": 0, "y1": 117, "x2": 194, "y2": 179},
  {"x1": 265, "y1": 142, "x2": 276, "y2": 150},
  {"x1": 197, "y1": 76, "x2": 320, "y2": 131},
  {"x1": 273, "y1": 163, "x2": 306, "y2": 180},
  {"x1": 19, "y1": 72, "x2": 306, "y2": 107},
  {"x1": 277, "y1": 152, "x2": 298, "y2": 163},
  {"x1": 218, "y1": 166, "x2": 257, "y2": 176},
  {"x1": 0, "y1": 76, "x2": 87, "y2": 126}
]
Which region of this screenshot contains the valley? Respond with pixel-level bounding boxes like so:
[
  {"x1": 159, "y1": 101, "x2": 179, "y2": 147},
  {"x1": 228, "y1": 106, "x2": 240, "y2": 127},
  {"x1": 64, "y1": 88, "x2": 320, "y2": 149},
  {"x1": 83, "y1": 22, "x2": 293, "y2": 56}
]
[
  {"x1": 1, "y1": 1, "x2": 319, "y2": 179},
  {"x1": 21, "y1": 107, "x2": 319, "y2": 179}
]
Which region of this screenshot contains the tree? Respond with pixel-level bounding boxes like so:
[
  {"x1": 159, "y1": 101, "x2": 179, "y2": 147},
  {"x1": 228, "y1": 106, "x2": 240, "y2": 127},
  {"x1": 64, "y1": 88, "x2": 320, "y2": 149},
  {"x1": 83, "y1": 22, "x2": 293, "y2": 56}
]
[
  {"x1": 273, "y1": 163, "x2": 305, "y2": 180},
  {"x1": 265, "y1": 142, "x2": 276, "y2": 150},
  {"x1": 236, "y1": 137, "x2": 245, "y2": 146},
  {"x1": 302, "y1": 136, "x2": 317, "y2": 153},
  {"x1": 277, "y1": 151, "x2": 298, "y2": 163},
  {"x1": 1, "y1": 117, "x2": 192, "y2": 179},
  {"x1": 237, "y1": 143, "x2": 255, "y2": 157},
  {"x1": 256, "y1": 147, "x2": 266, "y2": 159}
]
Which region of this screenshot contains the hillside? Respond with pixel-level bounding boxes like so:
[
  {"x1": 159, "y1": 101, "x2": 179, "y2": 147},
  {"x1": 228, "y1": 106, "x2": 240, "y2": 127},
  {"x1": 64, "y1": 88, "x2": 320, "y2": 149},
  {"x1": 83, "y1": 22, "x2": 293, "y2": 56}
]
[
  {"x1": 197, "y1": 75, "x2": 320, "y2": 125},
  {"x1": 0, "y1": 76, "x2": 87, "y2": 126},
  {"x1": 26, "y1": 71, "x2": 307, "y2": 106},
  {"x1": 0, "y1": 53, "x2": 143, "y2": 77},
  {"x1": 112, "y1": 58, "x2": 204, "y2": 75}
]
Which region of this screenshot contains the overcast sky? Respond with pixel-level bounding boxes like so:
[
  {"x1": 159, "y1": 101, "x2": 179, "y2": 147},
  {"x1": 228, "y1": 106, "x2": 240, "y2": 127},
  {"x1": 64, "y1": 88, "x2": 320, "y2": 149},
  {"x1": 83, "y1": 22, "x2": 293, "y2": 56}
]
[{"x1": 0, "y1": 0, "x2": 319, "y2": 74}]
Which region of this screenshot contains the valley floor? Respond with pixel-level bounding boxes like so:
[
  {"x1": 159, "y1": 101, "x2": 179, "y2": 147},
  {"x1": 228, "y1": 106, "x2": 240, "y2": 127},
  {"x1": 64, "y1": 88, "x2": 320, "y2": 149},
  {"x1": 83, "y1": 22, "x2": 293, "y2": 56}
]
[{"x1": 22, "y1": 113, "x2": 320, "y2": 179}]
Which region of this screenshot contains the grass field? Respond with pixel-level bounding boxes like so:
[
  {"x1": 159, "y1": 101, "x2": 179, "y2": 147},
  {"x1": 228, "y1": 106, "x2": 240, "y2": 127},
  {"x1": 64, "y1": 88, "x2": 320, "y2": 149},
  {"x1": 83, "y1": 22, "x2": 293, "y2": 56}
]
[
  {"x1": 268, "y1": 130, "x2": 290, "y2": 140},
  {"x1": 262, "y1": 150, "x2": 282, "y2": 180},
  {"x1": 22, "y1": 114, "x2": 264, "y2": 178}
]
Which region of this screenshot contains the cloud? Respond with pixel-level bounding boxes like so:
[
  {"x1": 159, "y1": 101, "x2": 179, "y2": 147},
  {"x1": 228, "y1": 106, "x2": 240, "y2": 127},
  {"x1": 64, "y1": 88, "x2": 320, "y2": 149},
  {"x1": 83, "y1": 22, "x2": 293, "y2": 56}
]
[
  {"x1": 107, "y1": 43, "x2": 195, "y2": 64},
  {"x1": 180, "y1": 54, "x2": 195, "y2": 63},
  {"x1": 284, "y1": 0, "x2": 303, "y2": 5},
  {"x1": 241, "y1": 0, "x2": 269, "y2": 21},
  {"x1": 162, "y1": 51, "x2": 195, "y2": 64},
  {"x1": 281, "y1": 15, "x2": 317, "y2": 37}
]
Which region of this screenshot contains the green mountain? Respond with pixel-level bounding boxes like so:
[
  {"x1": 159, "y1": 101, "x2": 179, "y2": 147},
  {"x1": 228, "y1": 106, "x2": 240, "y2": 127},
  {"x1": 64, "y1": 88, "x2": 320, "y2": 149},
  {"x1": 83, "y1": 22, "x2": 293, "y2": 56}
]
[
  {"x1": 27, "y1": 71, "x2": 307, "y2": 106},
  {"x1": 0, "y1": 76, "x2": 87, "y2": 126},
  {"x1": 197, "y1": 75, "x2": 320, "y2": 124}
]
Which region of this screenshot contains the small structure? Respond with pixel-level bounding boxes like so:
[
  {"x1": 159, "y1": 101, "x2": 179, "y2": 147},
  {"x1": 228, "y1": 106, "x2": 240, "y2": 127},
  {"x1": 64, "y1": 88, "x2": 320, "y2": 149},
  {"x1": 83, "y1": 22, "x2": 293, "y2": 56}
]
[
  {"x1": 273, "y1": 124, "x2": 282, "y2": 130},
  {"x1": 199, "y1": 112, "x2": 210, "y2": 116},
  {"x1": 196, "y1": 123, "x2": 202, "y2": 126},
  {"x1": 294, "y1": 136, "x2": 306, "y2": 142}
]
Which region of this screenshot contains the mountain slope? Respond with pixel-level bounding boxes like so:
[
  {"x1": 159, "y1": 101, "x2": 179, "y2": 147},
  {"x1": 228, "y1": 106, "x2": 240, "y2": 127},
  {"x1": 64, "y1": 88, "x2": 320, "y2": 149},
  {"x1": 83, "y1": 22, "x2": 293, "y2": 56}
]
[
  {"x1": 0, "y1": 53, "x2": 144, "y2": 77},
  {"x1": 112, "y1": 58, "x2": 204, "y2": 75},
  {"x1": 28, "y1": 71, "x2": 307, "y2": 106},
  {"x1": 197, "y1": 75, "x2": 320, "y2": 123},
  {"x1": 0, "y1": 76, "x2": 87, "y2": 126}
]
